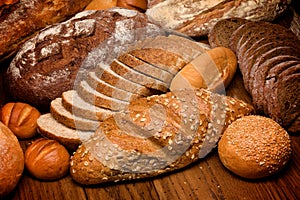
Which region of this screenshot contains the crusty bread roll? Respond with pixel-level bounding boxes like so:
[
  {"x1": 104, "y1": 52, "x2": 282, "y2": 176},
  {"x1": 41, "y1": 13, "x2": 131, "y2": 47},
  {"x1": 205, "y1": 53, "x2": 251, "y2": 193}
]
[
  {"x1": 25, "y1": 138, "x2": 70, "y2": 180},
  {"x1": 1, "y1": 102, "x2": 41, "y2": 139},
  {"x1": 170, "y1": 47, "x2": 237, "y2": 92},
  {"x1": 218, "y1": 115, "x2": 292, "y2": 179},
  {"x1": 117, "y1": 0, "x2": 147, "y2": 12},
  {"x1": 0, "y1": 121, "x2": 24, "y2": 197}
]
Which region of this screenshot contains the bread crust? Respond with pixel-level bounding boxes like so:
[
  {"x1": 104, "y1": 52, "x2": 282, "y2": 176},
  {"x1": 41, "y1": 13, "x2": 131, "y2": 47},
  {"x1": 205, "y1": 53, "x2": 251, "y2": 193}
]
[{"x1": 0, "y1": 121, "x2": 24, "y2": 197}]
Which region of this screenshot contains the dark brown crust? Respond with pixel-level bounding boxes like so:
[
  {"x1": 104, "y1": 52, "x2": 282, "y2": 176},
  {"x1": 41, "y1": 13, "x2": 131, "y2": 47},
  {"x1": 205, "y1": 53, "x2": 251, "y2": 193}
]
[{"x1": 0, "y1": 0, "x2": 92, "y2": 62}]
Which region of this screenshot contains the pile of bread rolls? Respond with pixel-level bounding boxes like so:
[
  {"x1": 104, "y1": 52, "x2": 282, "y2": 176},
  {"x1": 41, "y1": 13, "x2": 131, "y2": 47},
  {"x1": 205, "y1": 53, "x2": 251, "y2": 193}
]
[{"x1": 0, "y1": 0, "x2": 298, "y2": 196}]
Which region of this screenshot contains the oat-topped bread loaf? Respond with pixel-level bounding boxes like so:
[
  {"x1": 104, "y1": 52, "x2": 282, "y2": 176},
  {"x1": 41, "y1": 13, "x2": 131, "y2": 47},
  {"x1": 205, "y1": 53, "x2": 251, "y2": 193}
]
[
  {"x1": 70, "y1": 88, "x2": 254, "y2": 185},
  {"x1": 5, "y1": 8, "x2": 164, "y2": 111},
  {"x1": 146, "y1": 0, "x2": 291, "y2": 37},
  {"x1": 209, "y1": 20, "x2": 300, "y2": 133},
  {"x1": 0, "y1": 0, "x2": 92, "y2": 62}
]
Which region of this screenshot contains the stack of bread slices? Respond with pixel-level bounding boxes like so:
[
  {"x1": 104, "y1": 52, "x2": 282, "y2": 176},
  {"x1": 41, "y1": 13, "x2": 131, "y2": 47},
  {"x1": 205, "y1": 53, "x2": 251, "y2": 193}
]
[{"x1": 209, "y1": 19, "x2": 300, "y2": 133}]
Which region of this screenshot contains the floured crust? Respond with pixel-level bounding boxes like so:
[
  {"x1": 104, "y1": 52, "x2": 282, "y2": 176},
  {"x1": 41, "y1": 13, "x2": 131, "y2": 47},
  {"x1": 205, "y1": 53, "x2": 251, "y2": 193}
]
[{"x1": 146, "y1": 0, "x2": 291, "y2": 37}]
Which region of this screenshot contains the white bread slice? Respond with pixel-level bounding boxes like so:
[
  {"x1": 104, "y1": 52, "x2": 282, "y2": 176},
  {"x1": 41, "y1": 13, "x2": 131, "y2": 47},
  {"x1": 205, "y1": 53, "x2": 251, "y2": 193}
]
[
  {"x1": 61, "y1": 90, "x2": 114, "y2": 121},
  {"x1": 77, "y1": 80, "x2": 129, "y2": 111},
  {"x1": 95, "y1": 64, "x2": 157, "y2": 96},
  {"x1": 50, "y1": 97, "x2": 100, "y2": 131},
  {"x1": 110, "y1": 59, "x2": 169, "y2": 92},
  {"x1": 37, "y1": 113, "x2": 95, "y2": 151},
  {"x1": 86, "y1": 71, "x2": 143, "y2": 101},
  {"x1": 116, "y1": 53, "x2": 175, "y2": 85}
]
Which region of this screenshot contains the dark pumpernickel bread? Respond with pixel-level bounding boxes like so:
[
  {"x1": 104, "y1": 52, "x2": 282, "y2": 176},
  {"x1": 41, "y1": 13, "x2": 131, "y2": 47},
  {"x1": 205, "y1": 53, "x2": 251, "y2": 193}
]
[
  {"x1": 208, "y1": 18, "x2": 248, "y2": 48},
  {"x1": 210, "y1": 20, "x2": 300, "y2": 132},
  {"x1": 5, "y1": 8, "x2": 163, "y2": 110}
]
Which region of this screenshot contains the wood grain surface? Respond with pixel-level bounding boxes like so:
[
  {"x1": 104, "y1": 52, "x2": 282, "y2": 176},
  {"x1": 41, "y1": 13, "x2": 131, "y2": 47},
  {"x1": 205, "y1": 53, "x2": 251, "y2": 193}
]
[{"x1": 1, "y1": 69, "x2": 299, "y2": 200}]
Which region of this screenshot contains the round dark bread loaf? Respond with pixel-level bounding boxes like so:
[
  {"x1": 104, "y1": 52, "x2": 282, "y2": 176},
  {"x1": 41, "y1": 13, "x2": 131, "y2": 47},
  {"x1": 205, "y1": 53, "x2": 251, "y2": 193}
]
[{"x1": 5, "y1": 8, "x2": 164, "y2": 111}]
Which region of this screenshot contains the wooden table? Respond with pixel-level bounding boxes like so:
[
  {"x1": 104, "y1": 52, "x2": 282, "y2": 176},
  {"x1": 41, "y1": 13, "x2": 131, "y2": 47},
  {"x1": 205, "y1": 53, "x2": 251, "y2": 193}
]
[{"x1": 2, "y1": 71, "x2": 299, "y2": 200}]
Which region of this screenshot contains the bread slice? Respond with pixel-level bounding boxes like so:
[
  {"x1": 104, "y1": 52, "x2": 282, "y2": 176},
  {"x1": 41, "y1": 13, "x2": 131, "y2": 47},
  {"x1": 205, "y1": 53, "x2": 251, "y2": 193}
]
[
  {"x1": 110, "y1": 59, "x2": 169, "y2": 92},
  {"x1": 61, "y1": 90, "x2": 114, "y2": 121},
  {"x1": 129, "y1": 48, "x2": 187, "y2": 75},
  {"x1": 95, "y1": 64, "x2": 157, "y2": 96},
  {"x1": 37, "y1": 113, "x2": 94, "y2": 151},
  {"x1": 50, "y1": 97, "x2": 100, "y2": 131},
  {"x1": 116, "y1": 53, "x2": 174, "y2": 85},
  {"x1": 76, "y1": 80, "x2": 129, "y2": 111},
  {"x1": 208, "y1": 18, "x2": 248, "y2": 48},
  {"x1": 85, "y1": 71, "x2": 142, "y2": 101},
  {"x1": 69, "y1": 88, "x2": 254, "y2": 185}
]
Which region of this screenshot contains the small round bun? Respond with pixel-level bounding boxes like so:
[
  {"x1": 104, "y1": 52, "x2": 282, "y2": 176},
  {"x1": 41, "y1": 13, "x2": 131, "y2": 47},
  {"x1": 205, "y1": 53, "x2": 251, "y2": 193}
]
[
  {"x1": 25, "y1": 138, "x2": 70, "y2": 180},
  {"x1": 0, "y1": 122, "x2": 24, "y2": 197},
  {"x1": 218, "y1": 115, "x2": 292, "y2": 179}
]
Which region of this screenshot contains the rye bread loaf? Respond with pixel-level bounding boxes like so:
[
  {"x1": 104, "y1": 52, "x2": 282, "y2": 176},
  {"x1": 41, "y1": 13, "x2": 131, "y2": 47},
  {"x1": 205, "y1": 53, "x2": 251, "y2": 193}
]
[
  {"x1": 69, "y1": 88, "x2": 254, "y2": 185},
  {"x1": 37, "y1": 113, "x2": 95, "y2": 151},
  {"x1": 5, "y1": 8, "x2": 163, "y2": 110},
  {"x1": 61, "y1": 90, "x2": 114, "y2": 121},
  {"x1": 210, "y1": 20, "x2": 300, "y2": 132},
  {"x1": 50, "y1": 97, "x2": 100, "y2": 131},
  {"x1": 0, "y1": 0, "x2": 92, "y2": 62},
  {"x1": 146, "y1": 0, "x2": 291, "y2": 37}
]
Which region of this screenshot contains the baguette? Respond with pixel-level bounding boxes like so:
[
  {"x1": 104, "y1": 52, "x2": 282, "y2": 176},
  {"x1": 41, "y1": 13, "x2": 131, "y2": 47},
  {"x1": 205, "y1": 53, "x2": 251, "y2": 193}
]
[
  {"x1": 146, "y1": 0, "x2": 291, "y2": 37},
  {"x1": 70, "y1": 88, "x2": 254, "y2": 185}
]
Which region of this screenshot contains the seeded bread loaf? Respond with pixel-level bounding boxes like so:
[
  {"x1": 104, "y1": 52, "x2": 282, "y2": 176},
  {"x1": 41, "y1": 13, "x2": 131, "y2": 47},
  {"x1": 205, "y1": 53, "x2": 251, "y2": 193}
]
[
  {"x1": 69, "y1": 88, "x2": 254, "y2": 185},
  {"x1": 146, "y1": 0, "x2": 291, "y2": 37},
  {"x1": 210, "y1": 20, "x2": 300, "y2": 132},
  {"x1": 0, "y1": 0, "x2": 92, "y2": 62},
  {"x1": 5, "y1": 8, "x2": 163, "y2": 110}
]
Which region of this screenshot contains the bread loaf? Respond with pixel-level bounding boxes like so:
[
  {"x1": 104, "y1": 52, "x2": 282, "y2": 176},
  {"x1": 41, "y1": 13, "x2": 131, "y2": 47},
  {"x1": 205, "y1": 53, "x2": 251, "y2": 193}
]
[
  {"x1": 0, "y1": 0, "x2": 92, "y2": 62},
  {"x1": 146, "y1": 0, "x2": 291, "y2": 37},
  {"x1": 0, "y1": 121, "x2": 24, "y2": 197},
  {"x1": 209, "y1": 20, "x2": 300, "y2": 132},
  {"x1": 218, "y1": 115, "x2": 292, "y2": 179},
  {"x1": 70, "y1": 88, "x2": 254, "y2": 185},
  {"x1": 170, "y1": 47, "x2": 237, "y2": 92},
  {"x1": 84, "y1": 0, "x2": 117, "y2": 10},
  {"x1": 5, "y1": 8, "x2": 164, "y2": 110}
]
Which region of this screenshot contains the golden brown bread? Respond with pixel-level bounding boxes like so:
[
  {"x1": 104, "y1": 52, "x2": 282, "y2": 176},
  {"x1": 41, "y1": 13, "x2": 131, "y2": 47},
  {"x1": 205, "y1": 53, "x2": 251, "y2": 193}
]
[
  {"x1": 0, "y1": 102, "x2": 41, "y2": 139},
  {"x1": 0, "y1": 121, "x2": 24, "y2": 197},
  {"x1": 0, "y1": 0, "x2": 92, "y2": 62},
  {"x1": 84, "y1": 0, "x2": 117, "y2": 10},
  {"x1": 117, "y1": 0, "x2": 148, "y2": 12},
  {"x1": 25, "y1": 138, "x2": 70, "y2": 180},
  {"x1": 70, "y1": 88, "x2": 254, "y2": 185},
  {"x1": 218, "y1": 115, "x2": 292, "y2": 179},
  {"x1": 170, "y1": 47, "x2": 237, "y2": 92}
]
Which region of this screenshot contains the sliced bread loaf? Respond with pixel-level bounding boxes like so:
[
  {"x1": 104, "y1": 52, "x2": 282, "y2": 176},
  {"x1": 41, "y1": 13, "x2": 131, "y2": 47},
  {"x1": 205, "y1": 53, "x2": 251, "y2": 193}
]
[
  {"x1": 61, "y1": 90, "x2": 114, "y2": 121},
  {"x1": 76, "y1": 80, "x2": 129, "y2": 111},
  {"x1": 116, "y1": 53, "x2": 174, "y2": 85},
  {"x1": 110, "y1": 59, "x2": 169, "y2": 92},
  {"x1": 37, "y1": 113, "x2": 95, "y2": 151},
  {"x1": 85, "y1": 71, "x2": 142, "y2": 101},
  {"x1": 50, "y1": 97, "x2": 101, "y2": 131}
]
